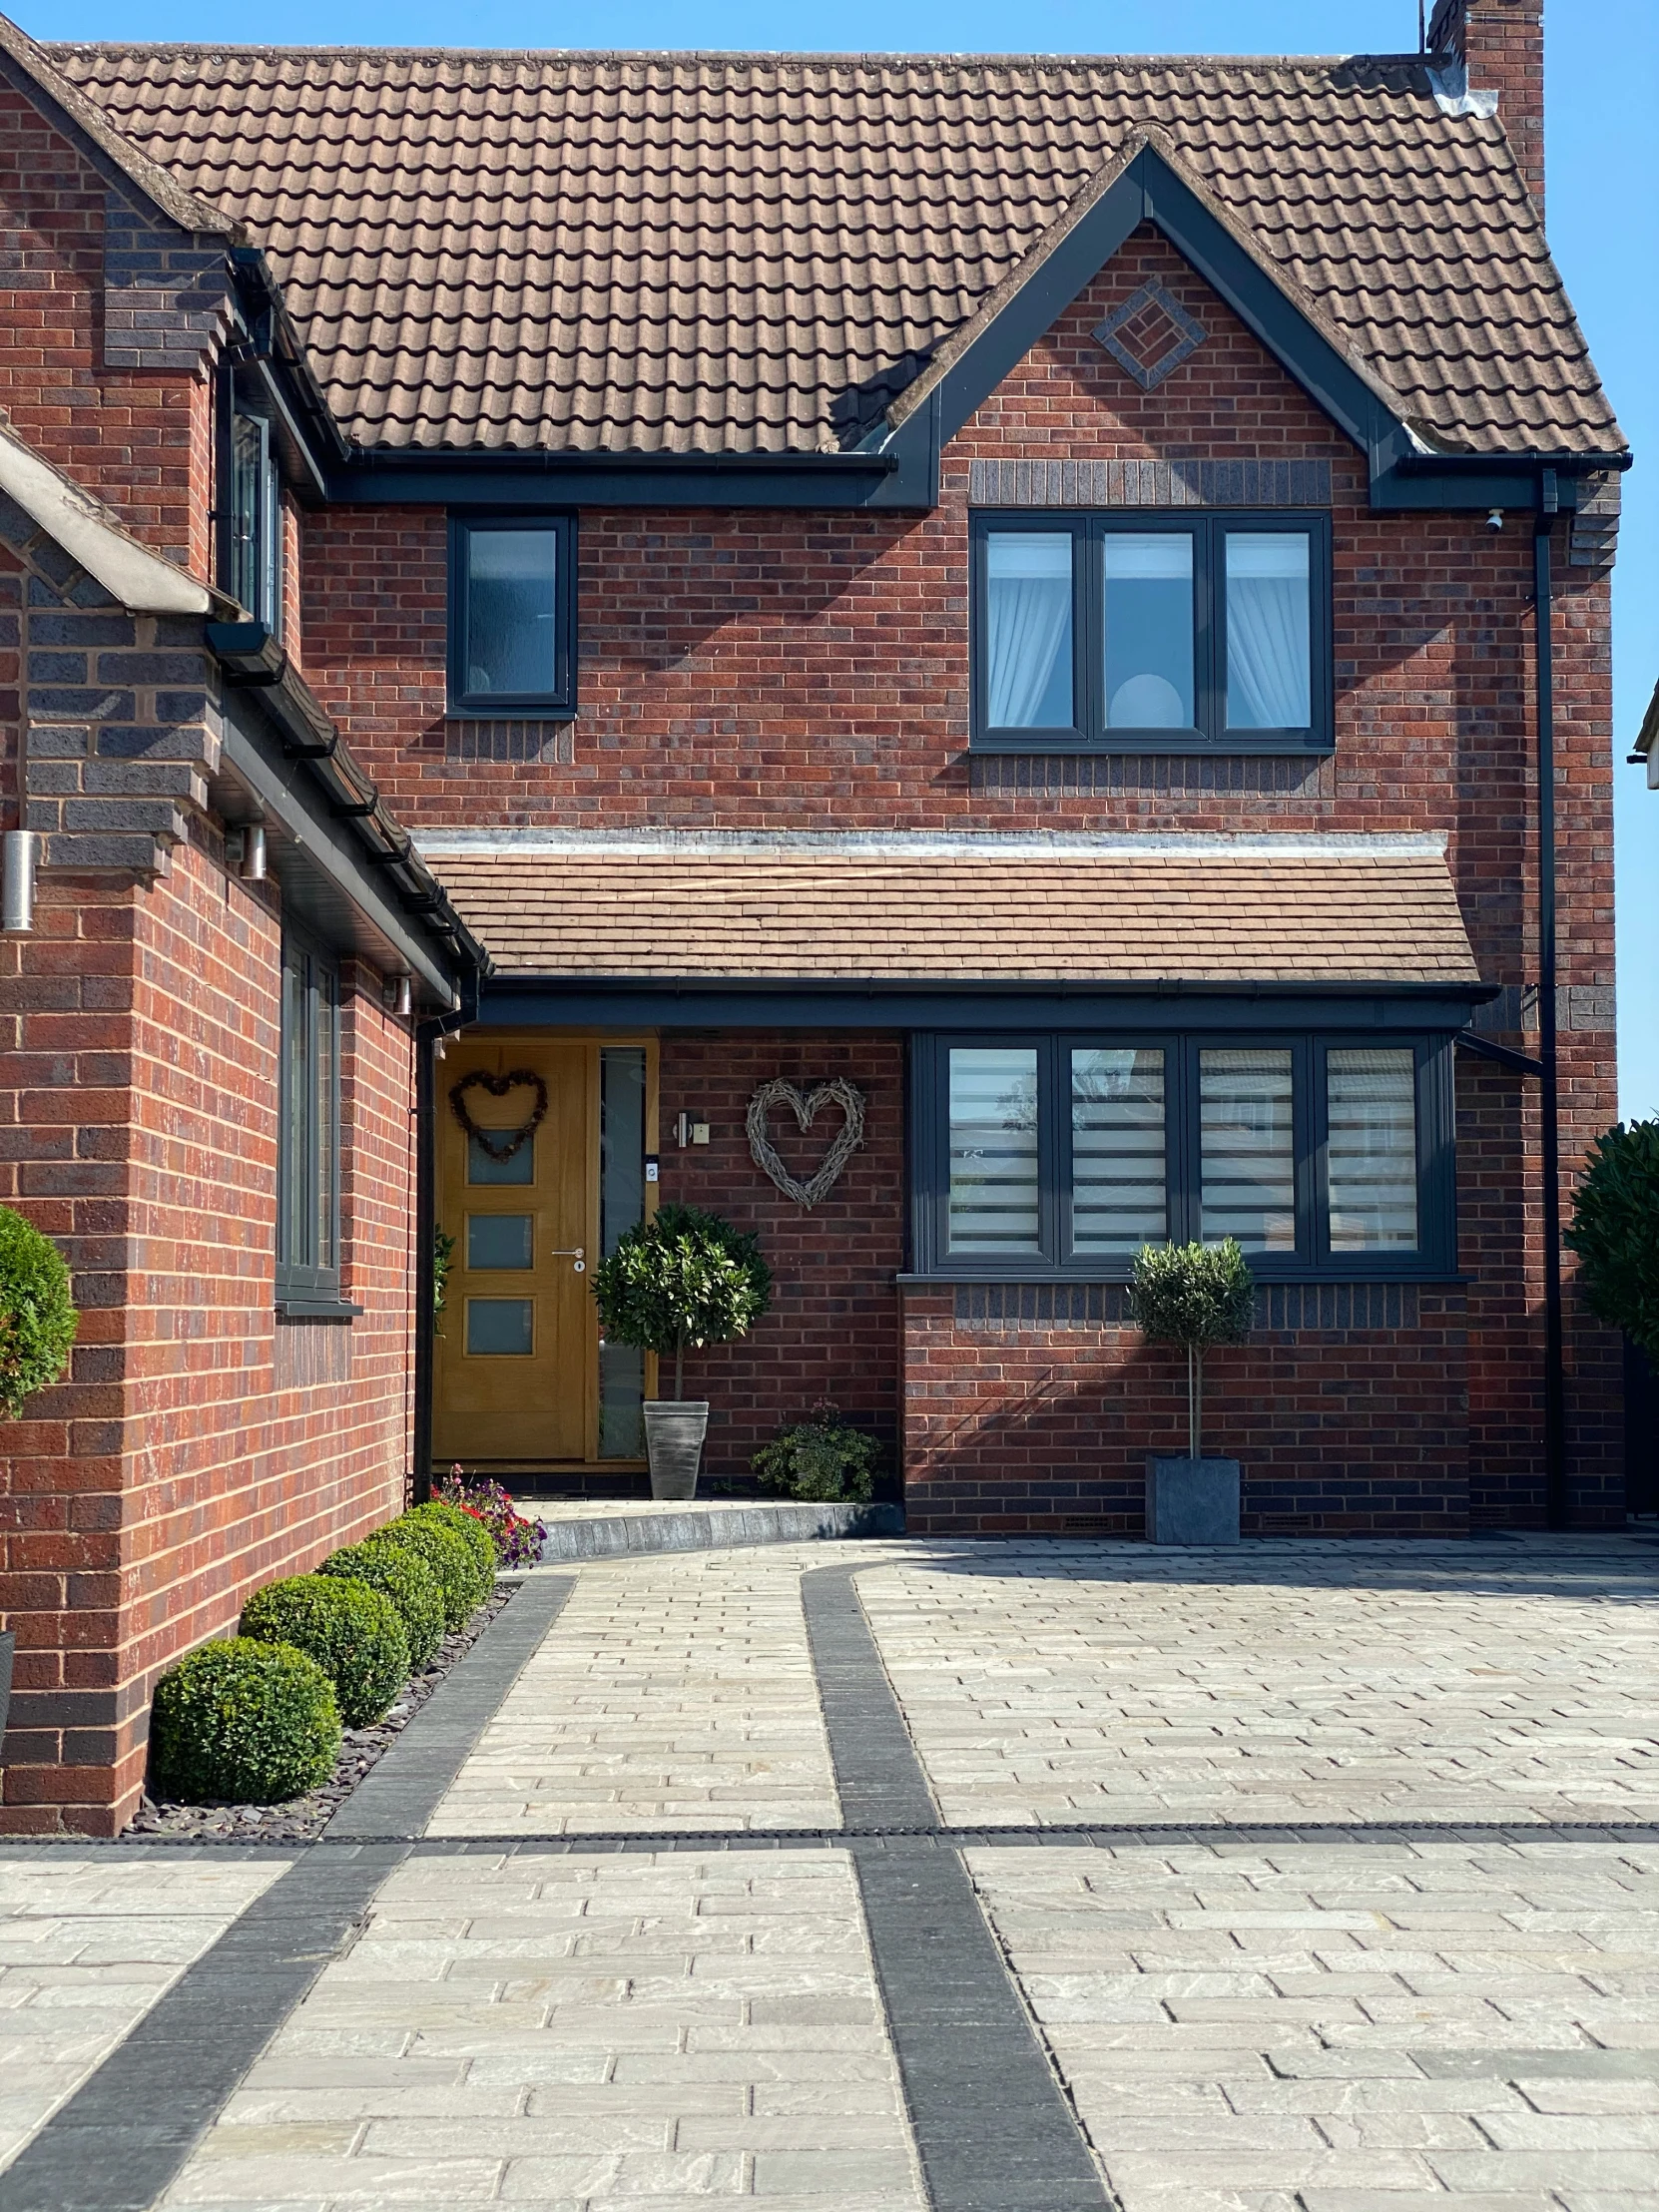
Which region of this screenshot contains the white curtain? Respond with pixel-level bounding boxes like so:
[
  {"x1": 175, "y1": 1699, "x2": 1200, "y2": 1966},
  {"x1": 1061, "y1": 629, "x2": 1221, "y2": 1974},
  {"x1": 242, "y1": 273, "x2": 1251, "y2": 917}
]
[
  {"x1": 987, "y1": 534, "x2": 1072, "y2": 726},
  {"x1": 1226, "y1": 533, "x2": 1311, "y2": 728}
]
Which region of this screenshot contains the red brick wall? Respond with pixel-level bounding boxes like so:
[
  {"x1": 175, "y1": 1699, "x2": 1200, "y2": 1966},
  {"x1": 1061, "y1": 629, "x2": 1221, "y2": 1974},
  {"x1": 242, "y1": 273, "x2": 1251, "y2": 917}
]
[
  {"x1": 0, "y1": 836, "x2": 416, "y2": 1834},
  {"x1": 656, "y1": 1034, "x2": 904, "y2": 1478},
  {"x1": 902, "y1": 1287, "x2": 1471, "y2": 1538},
  {"x1": 0, "y1": 87, "x2": 215, "y2": 576}
]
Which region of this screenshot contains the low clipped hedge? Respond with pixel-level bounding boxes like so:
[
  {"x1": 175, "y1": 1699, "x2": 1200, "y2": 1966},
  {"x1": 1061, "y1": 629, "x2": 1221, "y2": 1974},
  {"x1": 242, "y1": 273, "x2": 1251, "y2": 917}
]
[
  {"x1": 377, "y1": 1513, "x2": 488, "y2": 1631},
  {"x1": 241, "y1": 1574, "x2": 409, "y2": 1728},
  {"x1": 0, "y1": 1204, "x2": 78, "y2": 1420},
  {"x1": 150, "y1": 1638, "x2": 340, "y2": 1805},
  {"x1": 317, "y1": 1538, "x2": 444, "y2": 1670},
  {"x1": 407, "y1": 1499, "x2": 498, "y2": 1585}
]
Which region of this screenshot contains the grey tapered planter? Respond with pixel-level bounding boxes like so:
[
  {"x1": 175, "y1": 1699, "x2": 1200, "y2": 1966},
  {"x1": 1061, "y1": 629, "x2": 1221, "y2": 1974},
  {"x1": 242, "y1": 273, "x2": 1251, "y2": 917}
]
[
  {"x1": 644, "y1": 1400, "x2": 710, "y2": 1499},
  {"x1": 1146, "y1": 1454, "x2": 1241, "y2": 1545}
]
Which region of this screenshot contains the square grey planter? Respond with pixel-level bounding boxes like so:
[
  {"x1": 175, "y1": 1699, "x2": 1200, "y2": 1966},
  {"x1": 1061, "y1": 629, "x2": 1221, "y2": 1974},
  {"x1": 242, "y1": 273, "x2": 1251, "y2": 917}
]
[
  {"x1": 643, "y1": 1400, "x2": 710, "y2": 1500},
  {"x1": 1145, "y1": 1455, "x2": 1241, "y2": 1545}
]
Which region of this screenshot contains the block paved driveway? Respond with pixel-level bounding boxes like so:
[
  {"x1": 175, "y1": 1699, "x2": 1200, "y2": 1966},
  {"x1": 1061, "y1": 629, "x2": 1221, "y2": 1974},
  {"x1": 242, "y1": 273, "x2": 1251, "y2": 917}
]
[{"x1": 3, "y1": 1533, "x2": 1659, "y2": 2212}]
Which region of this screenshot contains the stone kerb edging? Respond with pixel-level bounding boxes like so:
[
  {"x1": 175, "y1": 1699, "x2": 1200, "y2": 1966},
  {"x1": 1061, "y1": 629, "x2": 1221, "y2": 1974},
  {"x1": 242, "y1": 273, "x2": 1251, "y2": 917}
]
[{"x1": 536, "y1": 1498, "x2": 903, "y2": 1561}]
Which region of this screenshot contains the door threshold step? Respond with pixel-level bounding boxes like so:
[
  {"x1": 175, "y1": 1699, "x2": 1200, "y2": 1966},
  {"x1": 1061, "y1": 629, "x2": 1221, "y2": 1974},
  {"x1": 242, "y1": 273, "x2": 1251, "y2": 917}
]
[{"x1": 532, "y1": 1497, "x2": 905, "y2": 1561}]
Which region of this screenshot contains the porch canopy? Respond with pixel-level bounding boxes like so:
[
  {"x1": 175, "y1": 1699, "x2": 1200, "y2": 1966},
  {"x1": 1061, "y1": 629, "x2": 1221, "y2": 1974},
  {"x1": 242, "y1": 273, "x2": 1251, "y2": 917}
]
[{"x1": 418, "y1": 830, "x2": 1487, "y2": 1030}]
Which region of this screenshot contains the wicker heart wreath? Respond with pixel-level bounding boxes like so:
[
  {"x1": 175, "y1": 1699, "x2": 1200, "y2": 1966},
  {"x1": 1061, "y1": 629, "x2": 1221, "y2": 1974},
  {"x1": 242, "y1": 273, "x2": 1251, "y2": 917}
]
[
  {"x1": 745, "y1": 1078, "x2": 866, "y2": 1209},
  {"x1": 448, "y1": 1069, "x2": 550, "y2": 1164}
]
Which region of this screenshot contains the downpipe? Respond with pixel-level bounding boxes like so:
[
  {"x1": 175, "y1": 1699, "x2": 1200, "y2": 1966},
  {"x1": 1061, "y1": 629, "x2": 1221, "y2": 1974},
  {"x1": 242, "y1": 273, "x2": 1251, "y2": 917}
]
[{"x1": 1534, "y1": 482, "x2": 1567, "y2": 1529}]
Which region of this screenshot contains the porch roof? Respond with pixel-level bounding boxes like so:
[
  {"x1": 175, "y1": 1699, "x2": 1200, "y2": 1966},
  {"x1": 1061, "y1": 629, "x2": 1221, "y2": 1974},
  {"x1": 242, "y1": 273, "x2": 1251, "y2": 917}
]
[{"x1": 419, "y1": 832, "x2": 1481, "y2": 989}]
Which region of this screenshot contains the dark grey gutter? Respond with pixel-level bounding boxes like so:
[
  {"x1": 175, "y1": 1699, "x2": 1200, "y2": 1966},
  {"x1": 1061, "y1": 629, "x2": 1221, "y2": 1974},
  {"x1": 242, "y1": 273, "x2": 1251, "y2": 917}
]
[{"x1": 207, "y1": 619, "x2": 489, "y2": 1009}]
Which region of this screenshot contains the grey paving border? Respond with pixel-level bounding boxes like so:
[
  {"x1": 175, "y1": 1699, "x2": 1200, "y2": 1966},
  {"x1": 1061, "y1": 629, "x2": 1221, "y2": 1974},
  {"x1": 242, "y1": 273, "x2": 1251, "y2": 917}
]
[
  {"x1": 0, "y1": 1577, "x2": 575, "y2": 2211},
  {"x1": 801, "y1": 1565, "x2": 1115, "y2": 2212},
  {"x1": 323, "y1": 1573, "x2": 573, "y2": 1838},
  {"x1": 537, "y1": 1498, "x2": 903, "y2": 1560},
  {"x1": 0, "y1": 1845, "x2": 398, "y2": 2212}
]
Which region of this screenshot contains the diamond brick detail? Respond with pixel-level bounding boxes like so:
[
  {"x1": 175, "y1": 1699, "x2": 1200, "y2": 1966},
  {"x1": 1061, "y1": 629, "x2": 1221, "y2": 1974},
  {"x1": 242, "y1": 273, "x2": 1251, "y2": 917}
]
[{"x1": 1092, "y1": 276, "x2": 1208, "y2": 390}]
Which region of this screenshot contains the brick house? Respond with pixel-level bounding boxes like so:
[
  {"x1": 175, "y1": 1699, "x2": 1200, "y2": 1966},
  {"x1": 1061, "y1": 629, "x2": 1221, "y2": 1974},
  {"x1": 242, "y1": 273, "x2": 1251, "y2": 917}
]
[{"x1": 0, "y1": 0, "x2": 1631, "y2": 1830}]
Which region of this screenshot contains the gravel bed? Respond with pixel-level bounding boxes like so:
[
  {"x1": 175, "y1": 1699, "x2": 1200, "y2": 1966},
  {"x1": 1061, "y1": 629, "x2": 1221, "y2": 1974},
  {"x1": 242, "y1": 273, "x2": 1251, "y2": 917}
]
[{"x1": 125, "y1": 1581, "x2": 521, "y2": 1845}]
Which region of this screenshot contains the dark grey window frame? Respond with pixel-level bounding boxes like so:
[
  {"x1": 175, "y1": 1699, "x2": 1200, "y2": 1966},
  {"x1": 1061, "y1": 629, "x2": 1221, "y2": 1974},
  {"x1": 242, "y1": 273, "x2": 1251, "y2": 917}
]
[
  {"x1": 276, "y1": 930, "x2": 345, "y2": 1315},
  {"x1": 447, "y1": 512, "x2": 578, "y2": 720},
  {"x1": 969, "y1": 508, "x2": 1334, "y2": 755},
  {"x1": 218, "y1": 376, "x2": 284, "y2": 634},
  {"x1": 909, "y1": 1027, "x2": 1453, "y2": 1282}
]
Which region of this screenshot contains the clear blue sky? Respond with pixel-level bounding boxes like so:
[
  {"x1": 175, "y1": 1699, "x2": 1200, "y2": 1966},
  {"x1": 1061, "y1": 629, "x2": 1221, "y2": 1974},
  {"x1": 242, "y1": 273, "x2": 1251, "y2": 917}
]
[{"x1": 27, "y1": 0, "x2": 1658, "y2": 1115}]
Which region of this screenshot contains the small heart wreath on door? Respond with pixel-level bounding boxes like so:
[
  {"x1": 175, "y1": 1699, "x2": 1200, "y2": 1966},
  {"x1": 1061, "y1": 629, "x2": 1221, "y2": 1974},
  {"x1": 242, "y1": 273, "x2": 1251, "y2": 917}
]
[
  {"x1": 745, "y1": 1078, "x2": 866, "y2": 1209},
  {"x1": 448, "y1": 1069, "x2": 550, "y2": 1163}
]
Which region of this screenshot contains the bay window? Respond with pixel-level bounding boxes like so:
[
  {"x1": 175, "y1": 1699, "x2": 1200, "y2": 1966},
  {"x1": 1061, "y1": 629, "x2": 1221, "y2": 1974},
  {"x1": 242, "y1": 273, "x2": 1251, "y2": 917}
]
[
  {"x1": 971, "y1": 511, "x2": 1331, "y2": 751},
  {"x1": 916, "y1": 1031, "x2": 1450, "y2": 1279}
]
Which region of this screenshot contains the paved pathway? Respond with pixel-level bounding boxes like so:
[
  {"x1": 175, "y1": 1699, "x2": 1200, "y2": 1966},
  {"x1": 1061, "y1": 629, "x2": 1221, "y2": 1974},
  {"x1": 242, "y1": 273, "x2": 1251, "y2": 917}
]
[{"x1": 2, "y1": 1533, "x2": 1657, "y2": 2212}]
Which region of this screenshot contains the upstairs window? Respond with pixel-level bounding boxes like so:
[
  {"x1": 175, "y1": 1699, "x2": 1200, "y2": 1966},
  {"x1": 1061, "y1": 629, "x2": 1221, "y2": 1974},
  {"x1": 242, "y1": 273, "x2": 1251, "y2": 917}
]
[
  {"x1": 223, "y1": 404, "x2": 283, "y2": 632},
  {"x1": 448, "y1": 515, "x2": 577, "y2": 718},
  {"x1": 276, "y1": 933, "x2": 342, "y2": 1312},
  {"x1": 971, "y1": 512, "x2": 1331, "y2": 752},
  {"x1": 915, "y1": 1032, "x2": 1448, "y2": 1279}
]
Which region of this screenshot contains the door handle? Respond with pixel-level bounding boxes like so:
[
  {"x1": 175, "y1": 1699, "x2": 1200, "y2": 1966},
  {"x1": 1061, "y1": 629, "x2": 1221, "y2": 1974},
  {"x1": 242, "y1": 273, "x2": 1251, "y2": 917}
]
[{"x1": 551, "y1": 1246, "x2": 586, "y2": 1273}]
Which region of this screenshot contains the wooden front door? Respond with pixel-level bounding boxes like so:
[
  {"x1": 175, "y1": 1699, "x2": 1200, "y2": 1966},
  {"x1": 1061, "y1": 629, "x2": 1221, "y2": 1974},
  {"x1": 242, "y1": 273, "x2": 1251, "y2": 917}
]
[{"x1": 432, "y1": 1035, "x2": 655, "y2": 1467}]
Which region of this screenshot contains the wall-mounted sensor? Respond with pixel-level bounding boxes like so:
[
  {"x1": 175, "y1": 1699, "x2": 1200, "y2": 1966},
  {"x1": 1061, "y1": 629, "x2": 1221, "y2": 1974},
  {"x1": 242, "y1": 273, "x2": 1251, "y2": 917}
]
[{"x1": 1486, "y1": 509, "x2": 1504, "y2": 532}]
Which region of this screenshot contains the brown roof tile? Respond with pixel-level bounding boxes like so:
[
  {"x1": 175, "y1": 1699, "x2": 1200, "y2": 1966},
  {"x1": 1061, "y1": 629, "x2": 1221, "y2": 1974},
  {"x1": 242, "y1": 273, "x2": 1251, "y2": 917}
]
[
  {"x1": 47, "y1": 44, "x2": 1621, "y2": 459},
  {"x1": 421, "y1": 840, "x2": 1481, "y2": 985}
]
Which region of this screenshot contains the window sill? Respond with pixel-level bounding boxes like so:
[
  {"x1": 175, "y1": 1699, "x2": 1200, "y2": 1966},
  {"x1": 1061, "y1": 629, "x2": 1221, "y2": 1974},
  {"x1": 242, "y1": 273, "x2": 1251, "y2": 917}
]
[
  {"x1": 276, "y1": 1300, "x2": 364, "y2": 1323},
  {"x1": 444, "y1": 704, "x2": 576, "y2": 724},
  {"x1": 895, "y1": 1268, "x2": 1464, "y2": 1288},
  {"x1": 969, "y1": 735, "x2": 1335, "y2": 757}
]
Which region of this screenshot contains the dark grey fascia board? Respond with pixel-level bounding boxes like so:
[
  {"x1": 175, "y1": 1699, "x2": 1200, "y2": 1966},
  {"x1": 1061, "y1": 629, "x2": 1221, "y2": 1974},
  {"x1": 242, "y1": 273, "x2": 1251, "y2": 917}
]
[
  {"x1": 1373, "y1": 447, "x2": 1632, "y2": 511},
  {"x1": 320, "y1": 444, "x2": 934, "y2": 512},
  {"x1": 217, "y1": 697, "x2": 459, "y2": 1004},
  {"x1": 228, "y1": 247, "x2": 351, "y2": 481},
  {"x1": 478, "y1": 977, "x2": 1494, "y2": 1031}
]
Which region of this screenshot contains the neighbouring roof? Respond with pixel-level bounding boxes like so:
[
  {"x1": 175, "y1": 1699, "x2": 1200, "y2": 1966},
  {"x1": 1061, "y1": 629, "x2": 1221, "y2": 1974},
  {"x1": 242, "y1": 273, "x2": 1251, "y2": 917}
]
[
  {"x1": 46, "y1": 44, "x2": 1623, "y2": 461},
  {"x1": 1635, "y1": 675, "x2": 1659, "y2": 791},
  {"x1": 418, "y1": 834, "x2": 1481, "y2": 986}
]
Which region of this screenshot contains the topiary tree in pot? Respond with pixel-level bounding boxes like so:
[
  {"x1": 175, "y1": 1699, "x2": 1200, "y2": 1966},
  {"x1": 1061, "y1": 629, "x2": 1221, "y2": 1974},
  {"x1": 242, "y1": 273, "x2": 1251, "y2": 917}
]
[
  {"x1": 1566, "y1": 1119, "x2": 1659, "y2": 1358},
  {"x1": 590, "y1": 1203, "x2": 773, "y2": 1499},
  {"x1": 1127, "y1": 1239, "x2": 1256, "y2": 1544}
]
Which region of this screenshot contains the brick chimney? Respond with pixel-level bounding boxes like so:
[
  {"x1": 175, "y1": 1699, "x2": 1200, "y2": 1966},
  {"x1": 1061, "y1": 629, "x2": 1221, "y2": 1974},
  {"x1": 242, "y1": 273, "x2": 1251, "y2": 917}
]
[{"x1": 1427, "y1": 0, "x2": 1545, "y2": 212}]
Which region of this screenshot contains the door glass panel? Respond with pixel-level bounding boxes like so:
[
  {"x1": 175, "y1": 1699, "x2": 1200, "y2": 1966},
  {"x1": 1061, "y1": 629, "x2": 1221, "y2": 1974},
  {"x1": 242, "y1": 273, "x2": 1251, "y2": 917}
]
[
  {"x1": 1328, "y1": 1049, "x2": 1418, "y2": 1251},
  {"x1": 1200, "y1": 1049, "x2": 1297, "y2": 1251},
  {"x1": 465, "y1": 1298, "x2": 534, "y2": 1356},
  {"x1": 467, "y1": 1215, "x2": 533, "y2": 1270},
  {"x1": 1226, "y1": 531, "x2": 1312, "y2": 728},
  {"x1": 468, "y1": 1132, "x2": 534, "y2": 1185},
  {"x1": 948, "y1": 1047, "x2": 1040, "y2": 1255},
  {"x1": 1070, "y1": 1048, "x2": 1167, "y2": 1255},
  {"x1": 1102, "y1": 534, "x2": 1194, "y2": 728},
  {"x1": 985, "y1": 533, "x2": 1073, "y2": 727},
  {"x1": 598, "y1": 1047, "x2": 648, "y2": 1457},
  {"x1": 464, "y1": 527, "x2": 558, "y2": 697}
]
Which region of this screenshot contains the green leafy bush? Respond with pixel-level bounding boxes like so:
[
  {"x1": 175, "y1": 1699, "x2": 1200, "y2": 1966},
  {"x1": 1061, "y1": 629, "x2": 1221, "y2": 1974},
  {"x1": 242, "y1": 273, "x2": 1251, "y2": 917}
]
[
  {"x1": 752, "y1": 1402, "x2": 879, "y2": 1503},
  {"x1": 590, "y1": 1202, "x2": 772, "y2": 1398},
  {"x1": 404, "y1": 1499, "x2": 497, "y2": 1587},
  {"x1": 0, "y1": 1205, "x2": 78, "y2": 1419},
  {"x1": 1127, "y1": 1240, "x2": 1256, "y2": 1457},
  {"x1": 377, "y1": 1514, "x2": 487, "y2": 1630},
  {"x1": 240, "y1": 1574, "x2": 409, "y2": 1728},
  {"x1": 1566, "y1": 1119, "x2": 1659, "y2": 1360},
  {"x1": 150, "y1": 1638, "x2": 340, "y2": 1804},
  {"x1": 317, "y1": 1538, "x2": 444, "y2": 1670}
]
